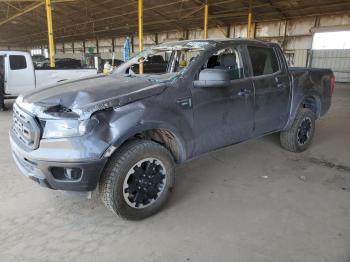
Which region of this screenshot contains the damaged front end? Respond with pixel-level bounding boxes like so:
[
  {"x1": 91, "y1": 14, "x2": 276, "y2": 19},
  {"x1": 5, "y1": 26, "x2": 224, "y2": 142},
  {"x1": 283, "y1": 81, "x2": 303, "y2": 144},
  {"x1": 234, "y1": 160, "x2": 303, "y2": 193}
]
[
  {"x1": 16, "y1": 73, "x2": 167, "y2": 121},
  {"x1": 9, "y1": 74, "x2": 168, "y2": 191}
]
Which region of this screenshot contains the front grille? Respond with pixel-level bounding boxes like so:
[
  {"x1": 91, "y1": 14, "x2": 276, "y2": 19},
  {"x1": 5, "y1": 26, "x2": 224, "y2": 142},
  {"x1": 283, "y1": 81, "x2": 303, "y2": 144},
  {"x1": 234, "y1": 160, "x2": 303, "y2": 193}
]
[{"x1": 12, "y1": 103, "x2": 41, "y2": 149}]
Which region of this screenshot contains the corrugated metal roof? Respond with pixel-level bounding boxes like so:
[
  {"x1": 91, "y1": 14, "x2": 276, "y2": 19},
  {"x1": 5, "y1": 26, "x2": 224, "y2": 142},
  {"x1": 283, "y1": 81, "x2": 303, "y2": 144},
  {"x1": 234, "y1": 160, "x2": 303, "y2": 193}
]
[{"x1": 0, "y1": 0, "x2": 349, "y2": 46}]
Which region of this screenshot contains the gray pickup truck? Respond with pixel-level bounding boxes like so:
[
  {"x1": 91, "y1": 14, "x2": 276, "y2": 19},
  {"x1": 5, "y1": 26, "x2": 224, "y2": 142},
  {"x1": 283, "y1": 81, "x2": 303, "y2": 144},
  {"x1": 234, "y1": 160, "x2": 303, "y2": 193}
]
[{"x1": 10, "y1": 39, "x2": 334, "y2": 220}]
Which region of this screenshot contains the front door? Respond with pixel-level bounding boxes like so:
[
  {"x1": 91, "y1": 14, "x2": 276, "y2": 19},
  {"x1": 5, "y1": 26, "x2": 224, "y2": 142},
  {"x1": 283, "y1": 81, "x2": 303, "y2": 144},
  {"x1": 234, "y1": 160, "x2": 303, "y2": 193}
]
[
  {"x1": 246, "y1": 45, "x2": 291, "y2": 135},
  {"x1": 191, "y1": 45, "x2": 255, "y2": 155}
]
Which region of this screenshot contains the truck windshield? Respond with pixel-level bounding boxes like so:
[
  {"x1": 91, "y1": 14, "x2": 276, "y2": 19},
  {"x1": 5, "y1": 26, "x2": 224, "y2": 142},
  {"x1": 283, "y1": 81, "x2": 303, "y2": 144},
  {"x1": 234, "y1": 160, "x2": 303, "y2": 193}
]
[{"x1": 114, "y1": 41, "x2": 213, "y2": 82}]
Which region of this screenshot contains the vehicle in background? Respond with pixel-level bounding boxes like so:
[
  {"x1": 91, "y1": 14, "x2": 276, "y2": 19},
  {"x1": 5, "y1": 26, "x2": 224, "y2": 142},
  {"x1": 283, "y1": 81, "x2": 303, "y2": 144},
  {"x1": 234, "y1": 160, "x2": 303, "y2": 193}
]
[
  {"x1": 33, "y1": 58, "x2": 49, "y2": 68},
  {"x1": 0, "y1": 51, "x2": 98, "y2": 99},
  {"x1": 130, "y1": 54, "x2": 168, "y2": 74},
  {"x1": 31, "y1": 55, "x2": 46, "y2": 64},
  {"x1": 101, "y1": 58, "x2": 124, "y2": 69},
  {"x1": 9, "y1": 39, "x2": 335, "y2": 220},
  {"x1": 34, "y1": 58, "x2": 83, "y2": 69}
]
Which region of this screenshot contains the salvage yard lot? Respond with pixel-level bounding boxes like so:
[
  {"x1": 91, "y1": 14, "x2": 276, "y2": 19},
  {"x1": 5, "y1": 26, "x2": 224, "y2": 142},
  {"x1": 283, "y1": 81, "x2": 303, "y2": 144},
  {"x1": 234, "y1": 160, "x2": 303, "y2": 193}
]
[{"x1": 0, "y1": 84, "x2": 349, "y2": 262}]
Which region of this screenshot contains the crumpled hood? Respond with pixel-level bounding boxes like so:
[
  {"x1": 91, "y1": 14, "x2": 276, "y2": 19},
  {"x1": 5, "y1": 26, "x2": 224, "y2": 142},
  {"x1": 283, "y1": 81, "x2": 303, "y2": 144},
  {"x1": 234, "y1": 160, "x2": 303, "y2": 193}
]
[{"x1": 17, "y1": 74, "x2": 167, "y2": 120}]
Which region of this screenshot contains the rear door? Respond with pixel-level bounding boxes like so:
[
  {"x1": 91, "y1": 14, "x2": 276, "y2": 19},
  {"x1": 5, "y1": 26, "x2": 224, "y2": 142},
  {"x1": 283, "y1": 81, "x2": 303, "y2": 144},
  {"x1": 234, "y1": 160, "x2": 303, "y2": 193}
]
[
  {"x1": 191, "y1": 44, "x2": 255, "y2": 155},
  {"x1": 5, "y1": 54, "x2": 35, "y2": 95},
  {"x1": 246, "y1": 45, "x2": 291, "y2": 135}
]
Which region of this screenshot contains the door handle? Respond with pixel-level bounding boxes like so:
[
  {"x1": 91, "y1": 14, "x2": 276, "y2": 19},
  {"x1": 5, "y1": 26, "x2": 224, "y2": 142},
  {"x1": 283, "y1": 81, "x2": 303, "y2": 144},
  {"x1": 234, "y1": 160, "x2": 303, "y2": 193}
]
[
  {"x1": 177, "y1": 97, "x2": 192, "y2": 109},
  {"x1": 276, "y1": 83, "x2": 286, "y2": 89},
  {"x1": 275, "y1": 76, "x2": 286, "y2": 89},
  {"x1": 237, "y1": 88, "x2": 251, "y2": 97}
]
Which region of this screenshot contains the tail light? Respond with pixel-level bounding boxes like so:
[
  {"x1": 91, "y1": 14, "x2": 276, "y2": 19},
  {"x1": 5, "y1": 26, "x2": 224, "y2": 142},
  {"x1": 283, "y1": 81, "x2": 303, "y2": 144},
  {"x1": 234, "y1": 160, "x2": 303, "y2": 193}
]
[{"x1": 330, "y1": 74, "x2": 335, "y2": 97}]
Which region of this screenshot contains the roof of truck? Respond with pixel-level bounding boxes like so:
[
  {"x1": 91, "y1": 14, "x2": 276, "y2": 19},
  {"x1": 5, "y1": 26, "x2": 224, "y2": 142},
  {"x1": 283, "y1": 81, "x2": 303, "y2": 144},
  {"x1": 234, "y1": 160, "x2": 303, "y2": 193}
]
[
  {"x1": 0, "y1": 51, "x2": 30, "y2": 56},
  {"x1": 155, "y1": 38, "x2": 277, "y2": 49}
]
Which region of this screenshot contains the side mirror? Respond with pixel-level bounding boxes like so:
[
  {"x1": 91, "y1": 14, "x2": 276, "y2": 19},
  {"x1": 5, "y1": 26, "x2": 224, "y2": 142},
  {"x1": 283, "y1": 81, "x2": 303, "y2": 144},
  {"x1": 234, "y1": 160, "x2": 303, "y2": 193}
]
[{"x1": 193, "y1": 69, "x2": 230, "y2": 88}]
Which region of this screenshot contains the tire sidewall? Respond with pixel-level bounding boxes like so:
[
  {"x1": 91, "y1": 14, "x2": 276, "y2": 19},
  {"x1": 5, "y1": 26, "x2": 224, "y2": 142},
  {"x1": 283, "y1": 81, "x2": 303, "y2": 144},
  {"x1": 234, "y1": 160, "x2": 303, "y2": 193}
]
[
  {"x1": 294, "y1": 109, "x2": 316, "y2": 152},
  {"x1": 112, "y1": 142, "x2": 175, "y2": 219}
]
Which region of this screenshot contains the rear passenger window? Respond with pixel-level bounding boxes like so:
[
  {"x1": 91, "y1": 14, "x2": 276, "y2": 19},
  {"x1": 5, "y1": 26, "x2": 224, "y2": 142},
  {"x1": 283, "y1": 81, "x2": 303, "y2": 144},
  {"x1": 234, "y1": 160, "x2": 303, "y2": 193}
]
[
  {"x1": 247, "y1": 46, "x2": 279, "y2": 76},
  {"x1": 10, "y1": 55, "x2": 27, "y2": 70}
]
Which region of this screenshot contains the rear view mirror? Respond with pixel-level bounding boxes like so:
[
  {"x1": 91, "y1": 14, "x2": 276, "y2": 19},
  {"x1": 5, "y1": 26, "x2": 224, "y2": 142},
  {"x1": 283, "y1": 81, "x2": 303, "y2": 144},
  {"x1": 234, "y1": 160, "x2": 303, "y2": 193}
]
[{"x1": 193, "y1": 69, "x2": 230, "y2": 88}]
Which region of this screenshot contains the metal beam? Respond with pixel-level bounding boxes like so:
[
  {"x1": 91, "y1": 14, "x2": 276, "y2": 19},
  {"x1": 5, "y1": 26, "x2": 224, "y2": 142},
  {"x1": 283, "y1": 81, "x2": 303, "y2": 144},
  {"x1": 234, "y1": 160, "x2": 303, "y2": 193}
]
[
  {"x1": 111, "y1": 37, "x2": 115, "y2": 52},
  {"x1": 203, "y1": 0, "x2": 208, "y2": 39},
  {"x1": 267, "y1": 0, "x2": 287, "y2": 19},
  {"x1": 0, "y1": 1, "x2": 43, "y2": 26},
  {"x1": 0, "y1": 0, "x2": 77, "y2": 27},
  {"x1": 192, "y1": 0, "x2": 227, "y2": 31},
  {"x1": 226, "y1": 24, "x2": 230, "y2": 38},
  {"x1": 45, "y1": 0, "x2": 55, "y2": 67},
  {"x1": 247, "y1": 0, "x2": 252, "y2": 38},
  {"x1": 6, "y1": 2, "x2": 22, "y2": 12},
  {"x1": 8, "y1": 0, "x2": 192, "y2": 40},
  {"x1": 138, "y1": 0, "x2": 143, "y2": 74},
  {"x1": 0, "y1": 0, "x2": 76, "y2": 2},
  {"x1": 5, "y1": 0, "x2": 350, "y2": 46}
]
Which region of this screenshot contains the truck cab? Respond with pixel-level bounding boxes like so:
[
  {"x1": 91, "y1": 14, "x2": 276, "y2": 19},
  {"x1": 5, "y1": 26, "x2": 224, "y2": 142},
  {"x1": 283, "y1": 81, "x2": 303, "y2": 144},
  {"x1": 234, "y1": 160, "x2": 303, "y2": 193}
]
[{"x1": 1, "y1": 51, "x2": 35, "y2": 97}]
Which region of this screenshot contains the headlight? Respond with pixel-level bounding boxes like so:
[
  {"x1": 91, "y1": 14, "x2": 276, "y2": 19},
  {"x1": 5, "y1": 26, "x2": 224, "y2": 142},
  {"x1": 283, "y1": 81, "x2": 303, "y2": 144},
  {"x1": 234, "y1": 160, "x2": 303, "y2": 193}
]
[{"x1": 42, "y1": 118, "x2": 98, "y2": 139}]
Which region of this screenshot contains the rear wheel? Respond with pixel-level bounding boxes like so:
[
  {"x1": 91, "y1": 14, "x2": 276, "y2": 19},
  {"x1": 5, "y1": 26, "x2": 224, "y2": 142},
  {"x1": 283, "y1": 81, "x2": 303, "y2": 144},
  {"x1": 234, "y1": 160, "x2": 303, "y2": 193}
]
[
  {"x1": 99, "y1": 140, "x2": 175, "y2": 220},
  {"x1": 280, "y1": 108, "x2": 315, "y2": 152}
]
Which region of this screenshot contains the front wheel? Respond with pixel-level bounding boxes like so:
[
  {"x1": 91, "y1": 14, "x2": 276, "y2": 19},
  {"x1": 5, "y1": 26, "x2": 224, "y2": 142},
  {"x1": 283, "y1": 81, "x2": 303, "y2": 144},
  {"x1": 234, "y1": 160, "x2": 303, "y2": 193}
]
[
  {"x1": 280, "y1": 108, "x2": 316, "y2": 152},
  {"x1": 99, "y1": 140, "x2": 175, "y2": 220}
]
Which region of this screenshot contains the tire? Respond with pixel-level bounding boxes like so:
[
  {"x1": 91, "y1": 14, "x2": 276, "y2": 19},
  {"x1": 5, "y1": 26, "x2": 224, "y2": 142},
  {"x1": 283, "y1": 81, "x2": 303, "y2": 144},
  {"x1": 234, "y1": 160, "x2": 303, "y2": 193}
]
[
  {"x1": 280, "y1": 108, "x2": 316, "y2": 153},
  {"x1": 99, "y1": 139, "x2": 175, "y2": 220}
]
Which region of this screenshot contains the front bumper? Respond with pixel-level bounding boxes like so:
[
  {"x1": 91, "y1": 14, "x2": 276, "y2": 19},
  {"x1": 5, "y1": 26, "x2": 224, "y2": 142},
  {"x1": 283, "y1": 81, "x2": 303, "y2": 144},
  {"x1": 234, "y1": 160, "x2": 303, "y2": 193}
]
[{"x1": 10, "y1": 131, "x2": 108, "y2": 191}]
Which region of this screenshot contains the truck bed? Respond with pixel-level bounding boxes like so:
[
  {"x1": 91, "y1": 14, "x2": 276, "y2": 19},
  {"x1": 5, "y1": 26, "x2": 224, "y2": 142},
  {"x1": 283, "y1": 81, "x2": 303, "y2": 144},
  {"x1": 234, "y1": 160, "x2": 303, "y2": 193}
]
[{"x1": 287, "y1": 66, "x2": 334, "y2": 122}]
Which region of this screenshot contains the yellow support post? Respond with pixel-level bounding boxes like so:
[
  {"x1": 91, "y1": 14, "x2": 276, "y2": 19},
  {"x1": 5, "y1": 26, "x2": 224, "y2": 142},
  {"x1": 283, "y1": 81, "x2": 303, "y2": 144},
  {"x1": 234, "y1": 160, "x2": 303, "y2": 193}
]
[
  {"x1": 204, "y1": 0, "x2": 208, "y2": 39},
  {"x1": 247, "y1": 0, "x2": 252, "y2": 39},
  {"x1": 45, "y1": 0, "x2": 55, "y2": 67},
  {"x1": 138, "y1": 0, "x2": 144, "y2": 74}
]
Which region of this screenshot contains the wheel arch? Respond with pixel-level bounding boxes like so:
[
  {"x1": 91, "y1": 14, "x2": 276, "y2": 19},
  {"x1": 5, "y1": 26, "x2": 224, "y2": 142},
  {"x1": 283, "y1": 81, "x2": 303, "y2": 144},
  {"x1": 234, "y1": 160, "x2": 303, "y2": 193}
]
[
  {"x1": 106, "y1": 123, "x2": 187, "y2": 164},
  {"x1": 283, "y1": 94, "x2": 321, "y2": 131},
  {"x1": 301, "y1": 95, "x2": 321, "y2": 118}
]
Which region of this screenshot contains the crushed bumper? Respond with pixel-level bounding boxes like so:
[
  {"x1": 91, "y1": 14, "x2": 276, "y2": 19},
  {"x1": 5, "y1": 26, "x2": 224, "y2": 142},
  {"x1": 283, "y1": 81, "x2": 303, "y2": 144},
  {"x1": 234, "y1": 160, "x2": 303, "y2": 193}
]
[{"x1": 10, "y1": 131, "x2": 108, "y2": 191}]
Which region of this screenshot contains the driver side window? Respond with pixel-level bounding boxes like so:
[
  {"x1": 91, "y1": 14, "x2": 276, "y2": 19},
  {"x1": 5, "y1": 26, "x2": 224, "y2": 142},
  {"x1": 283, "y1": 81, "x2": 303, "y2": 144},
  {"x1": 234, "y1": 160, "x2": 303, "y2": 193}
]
[{"x1": 203, "y1": 47, "x2": 245, "y2": 80}]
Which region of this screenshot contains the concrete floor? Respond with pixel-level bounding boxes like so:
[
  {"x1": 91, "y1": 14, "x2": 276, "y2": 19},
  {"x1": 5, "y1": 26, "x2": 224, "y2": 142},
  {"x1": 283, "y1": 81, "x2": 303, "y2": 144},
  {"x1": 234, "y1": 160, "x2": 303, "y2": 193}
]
[{"x1": 0, "y1": 84, "x2": 349, "y2": 262}]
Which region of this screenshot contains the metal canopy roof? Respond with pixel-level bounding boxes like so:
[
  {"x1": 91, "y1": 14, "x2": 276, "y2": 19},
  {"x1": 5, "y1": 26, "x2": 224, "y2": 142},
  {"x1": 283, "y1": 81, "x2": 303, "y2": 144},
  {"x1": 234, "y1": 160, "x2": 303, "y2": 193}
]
[{"x1": 0, "y1": 0, "x2": 349, "y2": 46}]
